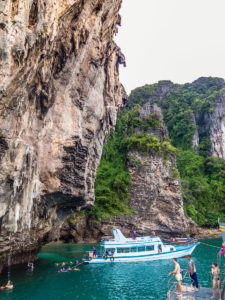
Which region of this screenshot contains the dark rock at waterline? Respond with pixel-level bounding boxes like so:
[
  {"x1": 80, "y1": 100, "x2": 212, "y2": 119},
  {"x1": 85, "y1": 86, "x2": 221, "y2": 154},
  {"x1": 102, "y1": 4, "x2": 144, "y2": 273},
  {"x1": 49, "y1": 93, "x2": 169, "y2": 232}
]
[{"x1": 0, "y1": 0, "x2": 125, "y2": 272}]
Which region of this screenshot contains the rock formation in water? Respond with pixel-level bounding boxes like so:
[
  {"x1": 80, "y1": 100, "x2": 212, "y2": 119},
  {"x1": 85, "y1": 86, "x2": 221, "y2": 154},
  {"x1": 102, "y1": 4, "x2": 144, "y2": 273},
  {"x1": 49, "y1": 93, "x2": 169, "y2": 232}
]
[
  {"x1": 60, "y1": 77, "x2": 225, "y2": 242},
  {"x1": 60, "y1": 101, "x2": 196, "y2": 242},
  {"x1": 0, "y1": 0, "x2": 125, "y2": 270}
]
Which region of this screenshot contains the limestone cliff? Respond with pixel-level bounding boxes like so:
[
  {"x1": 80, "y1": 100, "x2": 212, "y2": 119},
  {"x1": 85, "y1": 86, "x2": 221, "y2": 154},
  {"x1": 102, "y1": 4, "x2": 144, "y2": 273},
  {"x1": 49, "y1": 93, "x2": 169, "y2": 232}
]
[
  {"x1": 60, "y1": 101, "x2": 196, "y2": 242},
  {"x1": 0, "y1": 0, "x2": 125, "y2": 270},
  {"x1": 207, "y1": 91, "x2": 225, "y2": 158}
]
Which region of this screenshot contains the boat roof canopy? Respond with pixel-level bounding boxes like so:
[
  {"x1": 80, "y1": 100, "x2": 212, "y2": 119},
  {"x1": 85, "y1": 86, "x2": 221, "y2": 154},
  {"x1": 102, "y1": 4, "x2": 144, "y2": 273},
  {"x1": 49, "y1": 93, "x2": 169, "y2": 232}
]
[
  {"x1": 101, "y1": 228, "x2": 162, "y2": 248},
  {"x1": 112, "y1": 228, "x2": 127, "y2": 242}
]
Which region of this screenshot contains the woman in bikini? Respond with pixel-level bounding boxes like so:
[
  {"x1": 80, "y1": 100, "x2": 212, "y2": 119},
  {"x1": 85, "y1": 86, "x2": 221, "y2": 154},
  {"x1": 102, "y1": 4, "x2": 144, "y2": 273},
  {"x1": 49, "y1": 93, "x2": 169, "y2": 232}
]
[{"x1": 211, "y1": 262, "x2": 222, "y2": 300}]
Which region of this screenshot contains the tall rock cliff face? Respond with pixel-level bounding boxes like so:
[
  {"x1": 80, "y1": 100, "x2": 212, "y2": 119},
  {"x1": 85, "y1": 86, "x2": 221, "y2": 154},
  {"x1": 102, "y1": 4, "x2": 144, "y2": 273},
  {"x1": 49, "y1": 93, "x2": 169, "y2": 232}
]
[
  {"x1": 0, "y1": 0, "x2": 125, "y2": 269},
  {"x1": 208, "y1": 91, "x2": 225, "y2": 158},
  {"x1": 188, "y1": 80, "x2": 225, "y2": 159},
  {"x1": 60, "y1": 101, "x2": 195, "y2": 242}
]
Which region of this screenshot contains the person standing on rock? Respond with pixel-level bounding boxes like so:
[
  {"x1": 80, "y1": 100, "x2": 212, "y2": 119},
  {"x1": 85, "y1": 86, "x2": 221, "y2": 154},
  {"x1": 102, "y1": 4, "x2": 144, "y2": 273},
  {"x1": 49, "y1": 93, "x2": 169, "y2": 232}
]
[
  {"x1": 169, "y1": 258, "x2": 183, "y2": 297},
  {"x1": 186, "y1": 255, "x2": 199, "y2": 290}
]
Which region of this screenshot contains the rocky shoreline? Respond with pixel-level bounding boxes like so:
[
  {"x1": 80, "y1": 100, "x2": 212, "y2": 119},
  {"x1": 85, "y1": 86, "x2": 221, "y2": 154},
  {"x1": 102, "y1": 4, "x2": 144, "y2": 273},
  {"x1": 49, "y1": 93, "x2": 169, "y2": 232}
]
[{"x1": 0, "y1": 226, "x2": 221, "y2": 274}]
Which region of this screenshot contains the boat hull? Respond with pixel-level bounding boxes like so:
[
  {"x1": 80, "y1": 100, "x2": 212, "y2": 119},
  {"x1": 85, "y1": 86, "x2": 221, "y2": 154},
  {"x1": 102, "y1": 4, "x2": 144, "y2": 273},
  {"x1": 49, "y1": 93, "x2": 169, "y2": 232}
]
[{"x1": 85, "y1": 244, "x2": 199, "y2": 264}]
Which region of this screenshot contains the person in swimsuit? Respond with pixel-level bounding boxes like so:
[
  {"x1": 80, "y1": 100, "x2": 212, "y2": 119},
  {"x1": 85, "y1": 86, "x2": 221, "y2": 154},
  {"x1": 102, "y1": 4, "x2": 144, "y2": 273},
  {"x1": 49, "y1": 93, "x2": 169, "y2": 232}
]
[
  {"x1": 93, "y1": 247, "x2": 97, "y2": 257},
  {"x1": 211, "y1": 262, "x2": 222, "y2": 300},
  {"x1": 5, "y1": 281, "x2": 13, "y2": 289},
  {"x1": 169, "y1": 258, "x2": 182, "y2": 297},
  {"x1": 219, "y1": 241, "x2": 225, "y2": 256}
]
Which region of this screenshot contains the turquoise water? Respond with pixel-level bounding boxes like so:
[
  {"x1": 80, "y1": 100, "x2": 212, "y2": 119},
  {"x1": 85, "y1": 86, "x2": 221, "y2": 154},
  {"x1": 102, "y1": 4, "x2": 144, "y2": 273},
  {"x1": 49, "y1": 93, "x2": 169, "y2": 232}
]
[{"x1": 0, "y1": 239, "x2": 223, "y2": 300}]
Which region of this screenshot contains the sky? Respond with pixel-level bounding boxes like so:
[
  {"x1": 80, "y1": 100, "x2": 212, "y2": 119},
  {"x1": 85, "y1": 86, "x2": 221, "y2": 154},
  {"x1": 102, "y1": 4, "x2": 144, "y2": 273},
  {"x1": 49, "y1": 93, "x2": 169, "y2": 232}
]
[{"x1": 115, "y1": 0, "x2": 225, "y2": 94}]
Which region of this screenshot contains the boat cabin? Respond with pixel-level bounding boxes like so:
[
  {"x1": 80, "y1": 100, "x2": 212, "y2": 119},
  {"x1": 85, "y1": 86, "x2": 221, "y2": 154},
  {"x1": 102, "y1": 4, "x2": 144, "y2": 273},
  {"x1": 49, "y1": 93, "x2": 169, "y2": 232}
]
[{"x1": 100, "y1": 229, "x2": 175, "y2": 256}]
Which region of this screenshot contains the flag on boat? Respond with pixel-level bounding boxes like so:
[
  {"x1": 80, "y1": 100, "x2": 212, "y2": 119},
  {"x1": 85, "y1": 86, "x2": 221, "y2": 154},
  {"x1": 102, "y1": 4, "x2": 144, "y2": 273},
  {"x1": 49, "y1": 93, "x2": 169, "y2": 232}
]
[{"x1": 219, "y1": 223, "x2": 225, "y2": 241}]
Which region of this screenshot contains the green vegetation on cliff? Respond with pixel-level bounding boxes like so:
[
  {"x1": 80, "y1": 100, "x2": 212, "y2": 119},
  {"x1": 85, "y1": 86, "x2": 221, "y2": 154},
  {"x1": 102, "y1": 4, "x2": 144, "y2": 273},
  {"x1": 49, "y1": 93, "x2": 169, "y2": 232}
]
[
  {"x1": 93, "y1": 77, "x2": 225, "y2": 226},
  {"x1": 92, "y1": 105, "x2": 175, "y2": 221},
  {"x1": 127, "y1": 77, "x2": 225, "y2": 227}
]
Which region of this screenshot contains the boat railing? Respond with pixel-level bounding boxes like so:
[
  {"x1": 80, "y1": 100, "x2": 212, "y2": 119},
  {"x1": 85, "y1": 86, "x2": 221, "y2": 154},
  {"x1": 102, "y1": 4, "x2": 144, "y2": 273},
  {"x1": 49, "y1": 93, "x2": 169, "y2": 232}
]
[
  {"x1": 163, "y1": 238, "x2": 199, "y2": 247},
  {"x1": 167, "y1": 269, "x2": 190, "y2": 299},
  {"x1": 167, "y1": 269, "x2": 210, "y2": 299}
]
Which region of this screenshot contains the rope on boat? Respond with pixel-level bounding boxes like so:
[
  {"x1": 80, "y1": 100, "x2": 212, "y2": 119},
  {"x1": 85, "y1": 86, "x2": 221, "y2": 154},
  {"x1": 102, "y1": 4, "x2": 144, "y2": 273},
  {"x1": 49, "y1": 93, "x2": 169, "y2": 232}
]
[{"x1": 200, "y1": 241, "x2": 222, "y2": 249}]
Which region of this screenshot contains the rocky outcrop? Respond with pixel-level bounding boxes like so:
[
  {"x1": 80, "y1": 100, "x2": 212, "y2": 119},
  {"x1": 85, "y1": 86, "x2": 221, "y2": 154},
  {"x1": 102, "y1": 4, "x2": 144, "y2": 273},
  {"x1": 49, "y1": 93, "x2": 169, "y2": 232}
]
[
  {"x1": 0, "y1": 0, "x2": 125, "y2": 270},
  {"x1": 60, "y1": 101, "x2": 196, "y2": 242},
  {"x1": 208, "y1": 90, "x2": 225, "y2": 159}
]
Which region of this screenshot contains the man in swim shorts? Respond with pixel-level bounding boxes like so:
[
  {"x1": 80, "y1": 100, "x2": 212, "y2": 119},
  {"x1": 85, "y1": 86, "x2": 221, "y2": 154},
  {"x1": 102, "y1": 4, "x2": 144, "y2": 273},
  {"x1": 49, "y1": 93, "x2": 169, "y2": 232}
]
[{"x1": 169, "y1": 258, "x2": 182, "y2": 297}]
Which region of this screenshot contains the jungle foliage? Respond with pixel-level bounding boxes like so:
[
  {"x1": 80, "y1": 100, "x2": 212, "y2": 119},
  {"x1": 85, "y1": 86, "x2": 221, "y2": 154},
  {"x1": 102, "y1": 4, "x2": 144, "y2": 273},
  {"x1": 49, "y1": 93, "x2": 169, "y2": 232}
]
[
  {"x1": 91, "y1": 105, "x2": 175, "y2": 221},
  {"x1": 93, "y1": 77, "x2": 225, "y2": 226},
  {"x1": 127, "y1": 77, "x2": 225, "y2": 227}
]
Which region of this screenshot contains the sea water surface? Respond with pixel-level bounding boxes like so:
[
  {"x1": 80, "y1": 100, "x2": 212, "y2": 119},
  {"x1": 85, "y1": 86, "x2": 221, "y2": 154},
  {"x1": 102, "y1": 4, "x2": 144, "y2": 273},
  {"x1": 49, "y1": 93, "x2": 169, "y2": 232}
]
[{"x1": 0, "y1": 238, "x2": 223, "y2": 300}]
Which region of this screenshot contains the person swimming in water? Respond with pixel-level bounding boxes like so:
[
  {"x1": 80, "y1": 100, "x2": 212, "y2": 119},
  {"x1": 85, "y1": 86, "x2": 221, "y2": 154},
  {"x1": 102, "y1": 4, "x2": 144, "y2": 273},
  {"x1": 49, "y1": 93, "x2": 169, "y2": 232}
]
[
  {"x1": 5, "y1": 281, "x2": 13, "y2": 289},
  {"x1": 58, "y1": 267, "x2": 67, "y2": 273},
  {"x1": 0, "y1": 284, "x2": 5, "y2": 290},
  {"x1": 28, "y1": 262, "x2": 34, "y2": 271}
]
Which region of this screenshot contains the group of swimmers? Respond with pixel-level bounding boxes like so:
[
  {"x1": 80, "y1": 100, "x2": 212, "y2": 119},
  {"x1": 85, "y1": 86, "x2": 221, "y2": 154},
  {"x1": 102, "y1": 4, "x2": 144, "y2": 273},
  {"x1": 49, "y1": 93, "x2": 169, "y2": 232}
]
[
  {"x1": 0, "y1": 280, "x2": 13, "y2": 290},
  {"x1": 56, "y1": 260, "x2": 82, "y2": 272},
  {"x1": 169, "y1": 255, "x2": 222, "y2": 299}
]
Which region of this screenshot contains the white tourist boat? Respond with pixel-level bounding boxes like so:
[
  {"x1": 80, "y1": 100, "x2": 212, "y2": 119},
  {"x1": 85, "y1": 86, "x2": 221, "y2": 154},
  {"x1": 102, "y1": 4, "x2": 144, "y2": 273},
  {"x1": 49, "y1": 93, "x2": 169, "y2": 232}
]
[{"x1": 83, "y1": 228, "x2": 199, "y2": 264}]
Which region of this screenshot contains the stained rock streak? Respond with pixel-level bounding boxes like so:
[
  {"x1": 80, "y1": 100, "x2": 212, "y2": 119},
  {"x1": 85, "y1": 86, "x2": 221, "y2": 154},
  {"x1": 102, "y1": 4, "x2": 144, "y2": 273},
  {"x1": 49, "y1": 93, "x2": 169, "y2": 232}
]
[{"x1": 0, "y1": 0, "x2": 125, "y2": 270}]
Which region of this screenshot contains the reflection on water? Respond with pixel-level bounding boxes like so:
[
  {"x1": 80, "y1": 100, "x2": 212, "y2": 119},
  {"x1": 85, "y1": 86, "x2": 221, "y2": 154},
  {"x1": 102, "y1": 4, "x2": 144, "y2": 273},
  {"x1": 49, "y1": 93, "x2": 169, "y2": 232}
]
[{"x1": 0, "y1": 239, "x2": 223, "y2": 300}]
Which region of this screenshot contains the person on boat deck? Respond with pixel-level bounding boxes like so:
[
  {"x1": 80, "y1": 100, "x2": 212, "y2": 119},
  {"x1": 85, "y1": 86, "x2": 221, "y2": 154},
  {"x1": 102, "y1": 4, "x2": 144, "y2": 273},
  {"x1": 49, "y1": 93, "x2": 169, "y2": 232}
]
[
  {"x1": 5, "y1": 281, "x2": 13, "y2": 289},
  {"x1": 93, "y1": 247, "x2": 97, "y2": 257},
  {"x1": 169, "y1": 258, "x2": 182, "y2": 297},
  {"x1": 186, "y1": 255, "x2": 198, "y2": 290},
  {"x1": 132, "y1": 230, "x2": 136, "y2": 240},
  {"x1": 151, "y1": 231, "x2": 156, "y2": 236},
  {"x1": 211, "y1": 262, "x2": 222, "y2": 300},
  {"x1": 219, "y1": 241, "x2": 225, "y2": 256}
]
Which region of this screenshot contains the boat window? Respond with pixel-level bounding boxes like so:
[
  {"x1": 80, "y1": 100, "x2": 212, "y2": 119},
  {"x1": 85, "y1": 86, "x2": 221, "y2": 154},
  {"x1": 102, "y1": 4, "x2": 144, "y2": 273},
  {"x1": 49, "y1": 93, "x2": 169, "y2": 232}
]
[
  {"x1": 130, "y1": 247, "x2": 137, "y2": 252},
  {"x1": 146, "y1": 245, "x2": 154, "y2": 251},
  {"x1": 105, "y1": 248, "x2": 115, "y2": 255},
  {"x1": 138, "y1": 247, "x2": 146, "y2": 252},
  {"x1": 117, "y1": 248, "x2": 129, "y2": 253}
]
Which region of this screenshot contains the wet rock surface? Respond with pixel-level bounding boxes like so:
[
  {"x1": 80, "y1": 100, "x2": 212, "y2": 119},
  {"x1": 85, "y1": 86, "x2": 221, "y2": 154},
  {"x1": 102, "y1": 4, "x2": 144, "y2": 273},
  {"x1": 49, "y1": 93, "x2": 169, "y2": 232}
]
[{"x1": 0, "y1": 0, "x2": 125, "y2": 269}]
